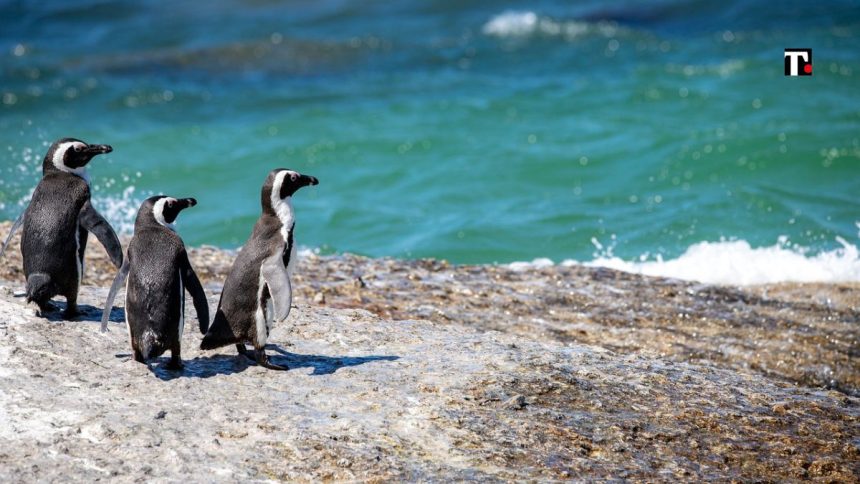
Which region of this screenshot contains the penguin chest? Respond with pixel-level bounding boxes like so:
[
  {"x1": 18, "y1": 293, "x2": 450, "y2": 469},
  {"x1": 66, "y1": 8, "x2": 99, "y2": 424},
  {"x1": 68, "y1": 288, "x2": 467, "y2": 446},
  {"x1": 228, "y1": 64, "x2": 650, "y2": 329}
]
[{"x1": 254, "y1": 245, "x2": 292, "y2": 347}]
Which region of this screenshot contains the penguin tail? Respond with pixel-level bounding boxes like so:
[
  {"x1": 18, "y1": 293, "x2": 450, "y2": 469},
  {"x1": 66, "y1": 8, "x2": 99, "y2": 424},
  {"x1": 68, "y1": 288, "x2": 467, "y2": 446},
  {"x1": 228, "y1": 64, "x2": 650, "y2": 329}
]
[
  {"x1": 26, "y1": 273, "x2": 55, "y2": 306},
  {"x1": 199, "y1": 335, "x2": 221, "y2": 351},
  {"x1": 139, "y1": 330, "x2": 167, "y2": 360},
  {"x1": 199, "y1": 310, "x2": 235, "y2": 350}
]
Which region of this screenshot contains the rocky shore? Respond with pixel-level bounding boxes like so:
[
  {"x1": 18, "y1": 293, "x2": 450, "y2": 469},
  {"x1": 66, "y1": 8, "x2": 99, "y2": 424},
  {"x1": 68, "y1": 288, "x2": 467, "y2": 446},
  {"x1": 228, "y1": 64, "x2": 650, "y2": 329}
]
[{"x1": 0, "y1": 221, "x2": 858, "y2": 480}]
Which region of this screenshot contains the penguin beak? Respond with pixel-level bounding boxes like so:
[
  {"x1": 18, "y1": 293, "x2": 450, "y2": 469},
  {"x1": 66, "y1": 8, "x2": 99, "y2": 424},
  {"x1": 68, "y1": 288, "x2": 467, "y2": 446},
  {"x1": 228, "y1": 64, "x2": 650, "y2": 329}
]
[
  {"x1": 178, "y1": 198, "x2": 197, "y2": 210},
  {"x1": 85, "y1": 144, "x2": 113, "y2": 155},
  {"x1": 301, "y1": 175, "x2": 319, "y2": 187}
]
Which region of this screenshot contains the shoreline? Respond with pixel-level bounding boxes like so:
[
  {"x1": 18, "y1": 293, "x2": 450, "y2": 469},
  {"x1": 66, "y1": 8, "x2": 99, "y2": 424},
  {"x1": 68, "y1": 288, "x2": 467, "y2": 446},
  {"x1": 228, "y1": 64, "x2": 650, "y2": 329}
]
[{"x1": 1, "y1": 221, "x2": 858, "y2": 396}]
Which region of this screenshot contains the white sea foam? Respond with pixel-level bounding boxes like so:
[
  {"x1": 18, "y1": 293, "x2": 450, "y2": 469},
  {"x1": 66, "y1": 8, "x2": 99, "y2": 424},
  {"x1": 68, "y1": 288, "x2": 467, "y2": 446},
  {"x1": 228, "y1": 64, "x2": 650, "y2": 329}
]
[
  {"x1": 92, "y1": 185, "x2": 145, "y2": 235},
  {"x1": 508, "y1": 257, "x2": 554, "y2": 271},
  {"x1": 482, "y1": 11, "x2": 540, "y2": 37},
  {"x1": 482, "y1": 10, "x2": 609, "y2": 40},
  {"x1": 509, "y1": 235, "x2": 860, "y2": 285}
]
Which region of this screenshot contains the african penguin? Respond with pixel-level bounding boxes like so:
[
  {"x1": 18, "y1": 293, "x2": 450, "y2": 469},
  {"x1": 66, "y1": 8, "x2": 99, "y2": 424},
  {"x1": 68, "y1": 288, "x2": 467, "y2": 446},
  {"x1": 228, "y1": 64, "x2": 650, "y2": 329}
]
[
  {"x1": 200, "y1": 168, "x2": 318, "y2": 371},
  {"x1": 101, "y1": 196, "x2": 209, "y2": 370},
  {"x1": 0, "y1": 138, "x2": 122, "y2": 319}
]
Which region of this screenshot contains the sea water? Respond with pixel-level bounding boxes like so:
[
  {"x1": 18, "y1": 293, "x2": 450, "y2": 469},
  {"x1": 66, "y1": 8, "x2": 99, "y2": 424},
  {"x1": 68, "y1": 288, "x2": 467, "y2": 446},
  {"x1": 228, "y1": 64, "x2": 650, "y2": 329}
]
[{"x1": 0, "y1": 0, "x2": 858, "y2": 283}]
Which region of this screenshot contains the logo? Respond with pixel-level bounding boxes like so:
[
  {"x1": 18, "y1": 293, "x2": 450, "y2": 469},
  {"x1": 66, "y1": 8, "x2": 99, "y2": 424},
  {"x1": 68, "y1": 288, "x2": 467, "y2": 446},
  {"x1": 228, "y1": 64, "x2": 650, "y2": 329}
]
[{"x1": 784, "y1": 48, "x2": 812, "y2": 76}]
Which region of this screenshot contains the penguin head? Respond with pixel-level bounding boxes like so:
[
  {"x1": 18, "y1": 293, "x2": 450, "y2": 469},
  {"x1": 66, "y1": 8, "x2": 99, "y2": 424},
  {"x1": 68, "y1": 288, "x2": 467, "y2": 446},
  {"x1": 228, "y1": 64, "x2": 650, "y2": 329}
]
[
  {"x1": 136, "y1": 196, "x2": 197, "y2": 232},
  {"x1": 261, "y1": 168, "x2": 319, "y2": 215},
  {"x1": 43, "y1": 137, "x2": 113, "y2": 178}
]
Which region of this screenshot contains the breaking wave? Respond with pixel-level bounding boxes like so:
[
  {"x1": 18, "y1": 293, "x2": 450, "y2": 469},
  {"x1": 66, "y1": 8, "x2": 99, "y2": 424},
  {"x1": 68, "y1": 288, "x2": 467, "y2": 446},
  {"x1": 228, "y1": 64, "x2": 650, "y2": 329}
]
[
  {"x1": 509, "y1": 234, "x2": 860, "y2": 285},
  {"x1": 481, "y1": 10, "x2": 619, "y2": 40}
]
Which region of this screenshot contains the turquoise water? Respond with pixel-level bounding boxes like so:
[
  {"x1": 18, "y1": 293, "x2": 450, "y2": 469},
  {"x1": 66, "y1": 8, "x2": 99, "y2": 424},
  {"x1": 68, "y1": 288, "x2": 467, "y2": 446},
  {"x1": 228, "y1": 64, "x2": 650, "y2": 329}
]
[{"x1": 1, "y1": 1, "x2": 858, "y2": 265}]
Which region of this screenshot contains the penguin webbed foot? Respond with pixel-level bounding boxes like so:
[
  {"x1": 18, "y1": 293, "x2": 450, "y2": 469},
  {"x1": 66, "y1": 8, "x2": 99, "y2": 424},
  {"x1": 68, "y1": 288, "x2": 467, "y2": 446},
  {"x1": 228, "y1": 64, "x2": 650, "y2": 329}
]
[
  {"x1": 166, "y1": 349, "x2": 184, "y2": 371},
  {"x1": 237, "y1": 344, "x2": 256, "y2": 362},
  {"x1": 33, "y1": 300, "x2": 57, "y2": 317},
  {"x1": 62, "y1": 306, "x2": 79, "y2": 320},
  {"x1": 255, "y1": 348, "x2": 288, "y2": 371},
  {"x1": 61, "y1": 297, "x2": 79, "y2": 320}
]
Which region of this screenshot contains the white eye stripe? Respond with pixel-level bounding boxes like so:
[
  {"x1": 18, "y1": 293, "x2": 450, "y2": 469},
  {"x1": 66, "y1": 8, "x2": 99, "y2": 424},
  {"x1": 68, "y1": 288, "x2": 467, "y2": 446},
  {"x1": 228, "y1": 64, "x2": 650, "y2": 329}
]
[
  {"x1": 271, "y1": 171, "x2": 295, "y2": 242},
  {"x1": 272, "y1": 170, "x2": 300, "y2": 198},
  {"x1": 51, "y1": 141, "x2": 90, "y2": 184},
  {"x1": 152, "y1": 197, "x2": 178, "y2": 231}
]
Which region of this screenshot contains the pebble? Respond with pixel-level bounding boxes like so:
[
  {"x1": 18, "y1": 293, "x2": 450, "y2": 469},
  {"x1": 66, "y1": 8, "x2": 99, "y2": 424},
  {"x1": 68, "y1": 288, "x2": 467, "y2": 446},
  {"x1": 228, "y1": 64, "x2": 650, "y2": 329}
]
[{"x1": 503, "y1": 394, "x2": 527, "y2": 410}]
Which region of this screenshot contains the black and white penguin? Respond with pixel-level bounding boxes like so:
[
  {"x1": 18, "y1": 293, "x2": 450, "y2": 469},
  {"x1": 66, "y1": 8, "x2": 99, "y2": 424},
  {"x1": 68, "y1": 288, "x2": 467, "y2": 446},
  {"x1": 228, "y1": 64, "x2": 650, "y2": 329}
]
[
  {"x1": 0, "y1": 138, "x2": 123, "y2": 318},
  {"x1": 200, "y1": 168, "x2": 318, "y2": 371},
  {"x1": 101, "y1": 196, "x2": 209, "y2": 370}
]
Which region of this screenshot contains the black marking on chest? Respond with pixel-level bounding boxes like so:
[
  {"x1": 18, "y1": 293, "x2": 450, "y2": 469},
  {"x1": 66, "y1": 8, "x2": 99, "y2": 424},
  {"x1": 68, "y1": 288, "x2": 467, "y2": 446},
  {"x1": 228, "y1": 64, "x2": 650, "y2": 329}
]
[{"x1": 282, "y1": 224, "x2": 294, "y2": 267}]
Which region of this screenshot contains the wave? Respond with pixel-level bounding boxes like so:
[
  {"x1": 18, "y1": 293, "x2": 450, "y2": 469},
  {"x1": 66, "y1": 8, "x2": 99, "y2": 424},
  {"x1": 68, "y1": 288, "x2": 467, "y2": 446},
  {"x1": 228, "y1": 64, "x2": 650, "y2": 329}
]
[
  {"x1": 5, "y1": 183, "x2": 144, "y2": 237},
  {"x1": 481, "y1": 10, "x2": 619, "y2": 40},
  {"x1": 91, "y1": 185, "x2": 145, "y2": 235},
  {"x1": 509, "y1": 234, "x2": 860, "y2": 285}
]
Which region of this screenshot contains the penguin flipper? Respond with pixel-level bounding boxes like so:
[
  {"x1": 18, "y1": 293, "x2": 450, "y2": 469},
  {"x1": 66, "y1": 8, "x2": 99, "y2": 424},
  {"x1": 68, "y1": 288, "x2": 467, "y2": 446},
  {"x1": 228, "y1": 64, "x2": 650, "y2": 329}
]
[
  {"x1": 79, "y1": 200, "x2": 123, "y2": 268},
  {"x1": 0, "y1": 210, "x2": 25, "y2": 260},
  {"x1": 180, "y1": 251, "x2": 209, "y2": 334},
  {"x1": 101, "y1": 259, "x2": 130, "y2": 332},
  {"x1": 261, "y1": 256, "x2": 292, "y2": 322}
]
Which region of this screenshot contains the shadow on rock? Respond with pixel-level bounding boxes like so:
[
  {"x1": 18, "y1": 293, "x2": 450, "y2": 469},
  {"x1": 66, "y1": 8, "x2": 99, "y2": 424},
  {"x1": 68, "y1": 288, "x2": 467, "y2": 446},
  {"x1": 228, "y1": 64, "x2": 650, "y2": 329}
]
[
  {"x1": 39, "y1": 302, "x2": 104, "y2": 323},
  {"x1": 142, "y1": 345, "x2": 399, "y2": 380},
  {"x1": 267, "y1": 345, "x2": 400, "y2": 375},
  {"x1": 148, "y1": 354, "x2": 256, "y2": 381},
  {"x1": 102, "y1": 306, "x2": 126, "y2": 324}
]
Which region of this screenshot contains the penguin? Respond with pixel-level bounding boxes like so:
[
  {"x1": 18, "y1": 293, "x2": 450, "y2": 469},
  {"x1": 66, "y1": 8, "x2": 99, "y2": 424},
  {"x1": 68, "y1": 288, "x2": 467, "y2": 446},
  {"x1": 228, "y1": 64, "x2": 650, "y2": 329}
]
[
  {"x1": 101, "y1": 196, "x2": 209, "y2": 370},
  {"x1": 200, "y1": 169, "x2": 318, "y2": 371},
  {"x1": 0, "y1": 138, "x2": 123, "y2": 319}
]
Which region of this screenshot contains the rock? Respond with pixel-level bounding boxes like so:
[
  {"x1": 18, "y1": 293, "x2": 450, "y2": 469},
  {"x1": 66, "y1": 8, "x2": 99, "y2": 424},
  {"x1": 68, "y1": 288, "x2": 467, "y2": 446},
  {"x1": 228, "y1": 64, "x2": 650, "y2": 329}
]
[
  {"x1": 0, "y1": 283, "x2": 857, "y2": 481},
  {"x1": 1, "y1": 222, "x2": 856, "y2": 395},
  {"x1": 313, "y1": 292, "x2": 325, "y2": 305},
  {"x1": 502, "y1": 394, "x2": 527, "y2": 410}
]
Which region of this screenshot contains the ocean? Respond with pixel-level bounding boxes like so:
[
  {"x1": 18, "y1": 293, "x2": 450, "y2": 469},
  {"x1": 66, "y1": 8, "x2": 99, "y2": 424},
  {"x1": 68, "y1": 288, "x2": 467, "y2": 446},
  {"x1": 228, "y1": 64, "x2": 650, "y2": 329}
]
[{"x1": 1, "y1": 0, "x2": 858, "y2": 283}]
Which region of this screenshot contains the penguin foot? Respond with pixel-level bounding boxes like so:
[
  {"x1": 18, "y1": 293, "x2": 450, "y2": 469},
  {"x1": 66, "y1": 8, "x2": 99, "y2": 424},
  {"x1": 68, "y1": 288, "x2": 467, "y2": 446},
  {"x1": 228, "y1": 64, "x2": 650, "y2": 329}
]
[
  {"x1": 255, "y1": 349, "x2": 289, "y2": 371},
  {"x1": 33, "y1": 301, "x2": 57, "y2": 316},
  {"x1": 237, "y1": 344, "x2": 256, "y2": 362},
  {"x1": 167, "y1": 351, "x2": 184, "y2": 371},
  {"x1": 62, "y1": 307, "x2": 80, "y2": 320}
]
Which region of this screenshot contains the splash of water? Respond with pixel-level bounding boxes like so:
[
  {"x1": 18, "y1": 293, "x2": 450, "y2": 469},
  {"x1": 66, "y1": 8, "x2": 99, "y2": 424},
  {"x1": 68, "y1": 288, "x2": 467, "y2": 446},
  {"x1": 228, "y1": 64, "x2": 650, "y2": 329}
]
[{"x1": 509, "y1": 235, "x2": 860, "y2": 285}]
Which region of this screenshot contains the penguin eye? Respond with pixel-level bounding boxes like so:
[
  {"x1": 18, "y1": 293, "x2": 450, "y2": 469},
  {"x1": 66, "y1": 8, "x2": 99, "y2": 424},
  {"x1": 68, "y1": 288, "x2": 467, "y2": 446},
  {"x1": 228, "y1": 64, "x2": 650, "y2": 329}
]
[
  {"x1": 73, "y1": 145, "x2": 83, "y2": 153},
  {"x1": 290, "y1": 174, "x2": 298, "y2": 182}
]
